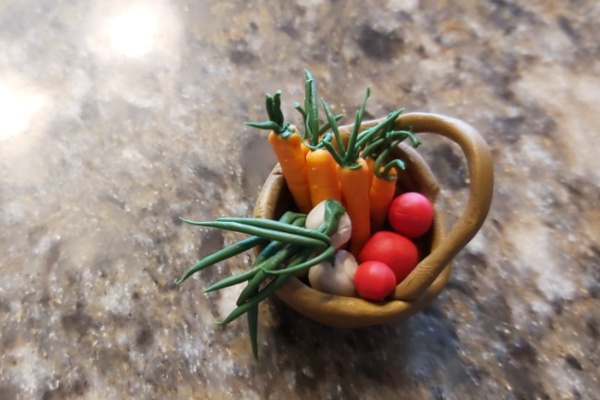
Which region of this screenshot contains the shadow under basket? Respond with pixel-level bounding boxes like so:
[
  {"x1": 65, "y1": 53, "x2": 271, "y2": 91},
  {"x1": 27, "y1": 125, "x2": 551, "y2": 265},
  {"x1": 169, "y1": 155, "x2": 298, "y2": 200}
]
[{"x1": 253, "y1": 112, "x2": 494, "y2": 329}]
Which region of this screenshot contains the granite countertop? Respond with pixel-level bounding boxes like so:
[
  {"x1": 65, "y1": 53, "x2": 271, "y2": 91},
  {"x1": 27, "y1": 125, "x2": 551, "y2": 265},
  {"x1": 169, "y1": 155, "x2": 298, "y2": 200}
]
[{"x1": 1, "y1": 0, "x2": 599, "y2": 399}]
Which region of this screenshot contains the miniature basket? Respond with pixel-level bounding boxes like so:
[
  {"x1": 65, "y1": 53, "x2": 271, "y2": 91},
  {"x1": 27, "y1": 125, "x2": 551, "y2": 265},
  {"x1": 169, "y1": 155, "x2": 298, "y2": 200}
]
[{"x1": 253, "y1": 112, "x2": 494, "y2": 328}]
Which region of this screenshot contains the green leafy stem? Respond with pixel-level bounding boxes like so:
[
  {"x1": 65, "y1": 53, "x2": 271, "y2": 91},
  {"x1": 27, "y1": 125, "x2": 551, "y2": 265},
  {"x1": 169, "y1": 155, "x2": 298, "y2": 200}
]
[{"x1": 177, "y1": 199, "x2": 346, "y2": 360}]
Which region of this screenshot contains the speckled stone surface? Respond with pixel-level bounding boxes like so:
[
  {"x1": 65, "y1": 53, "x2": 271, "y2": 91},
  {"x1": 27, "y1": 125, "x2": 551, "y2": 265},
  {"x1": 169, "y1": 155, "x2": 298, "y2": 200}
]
[{"x1": 1, "y1": 0, "x2": 599, "y2": 399}]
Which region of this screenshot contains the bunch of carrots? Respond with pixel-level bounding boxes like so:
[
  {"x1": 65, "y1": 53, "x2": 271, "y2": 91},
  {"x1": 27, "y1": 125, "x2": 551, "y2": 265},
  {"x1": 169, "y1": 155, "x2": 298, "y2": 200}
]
[{"x1": 246, "y1": 70, "x2": 420, "y2": 257}]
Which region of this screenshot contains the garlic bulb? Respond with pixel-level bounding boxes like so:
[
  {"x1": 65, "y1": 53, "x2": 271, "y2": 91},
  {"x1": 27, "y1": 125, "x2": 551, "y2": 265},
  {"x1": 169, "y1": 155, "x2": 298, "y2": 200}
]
[
  {"x1": 308, "y1": 250, "x2": 358, "y2": 297},
  {"x1": 305, "y1": 200, "x2": 352, "y2": 249}
]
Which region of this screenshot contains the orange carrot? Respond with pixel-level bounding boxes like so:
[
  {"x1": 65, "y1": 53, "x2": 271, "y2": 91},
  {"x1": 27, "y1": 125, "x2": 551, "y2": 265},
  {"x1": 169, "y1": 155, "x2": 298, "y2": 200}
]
[
  {"x1": 369, "y1": 167, "x2": 397, "y2": 233},
  {"x1": 299, "y1": 70, "x2": 344, "y2": 209},
  {"x1": 301, "y1": 140, "x2": 310, "y2": 159},
  {"x1": 268, "y1": 132, "x2": 312, "y2": 213},
  {"x1": 368, "y1": 139, "x2": 409, "y2": 233},
  {"x1": 365, "y1": 157, "x2": 376, "y2": 193},
  {"x1": 246, "y1": 92, "x2": 312, "y2": 214},
  {"x1": 306, "y1": 148, "x2": 341, "y2": 207},
  {"x1": 337, "y1": 158, "x2": 371, "y2": 256},
  {"x1": 320, "y1": 86, "x2": 373, "y2": 256}
]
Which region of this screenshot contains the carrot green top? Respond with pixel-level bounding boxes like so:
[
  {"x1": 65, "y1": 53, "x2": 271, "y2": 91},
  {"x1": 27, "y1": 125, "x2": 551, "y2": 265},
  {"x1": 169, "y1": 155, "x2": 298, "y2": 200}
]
[
  {"x1": 245, "y1": 91, "x2": 295, "y2": 138},
  {"x1": 361, "y1": 126, "x2": 422, "y2": 180},
  {"x1": 321, "y1": 87, "x2": 372, "y2": 169},
  {"x1": 320, "y1": 87, "x2": 421, "y2": 175},
  {"x1": 295, "y1": 70, "x2": 344, "y2": 148}
]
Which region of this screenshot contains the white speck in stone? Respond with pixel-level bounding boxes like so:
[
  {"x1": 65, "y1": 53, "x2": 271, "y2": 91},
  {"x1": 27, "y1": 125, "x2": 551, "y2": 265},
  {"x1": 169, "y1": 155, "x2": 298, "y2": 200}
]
[
  {"x1": 490, "y1": 340, "x2": 507, "y2": 355},
  {"x1": 5, "y1": 344, "x2": 55, "y2": 395},
  {"x1": 10, "y1": 300, "x2": 22, "y2": 316},
  {"x1": 283, "y1": 369, "x2": 296, "y2": 389},
  {"x1": 33, "y1": 235, "x2": 53, "y2": 256},
  {"x1": 241, "y1": 390, "x2": 261, "y2": 400},
  {"x1": 387, "y1": 0, "x2": 418, "y2": 12},
  {"x1": 465, "y1": 230, "x2": 487, "y2": 255},
  {"x1": 2, "y1": 201, "x2": 25, "y2": 225},
  {"x1": 98, "y1": 282, "x2": 132, "y2": 316},
  {"x1": 510, "y1": 220, "x2": 576, "y2": 301},
  {"x1": 517, "y1": 135, "x2": 557, "y2": 172},
  {"x1": 545, "y1": 362, "x2": 584, "y2": 399}
]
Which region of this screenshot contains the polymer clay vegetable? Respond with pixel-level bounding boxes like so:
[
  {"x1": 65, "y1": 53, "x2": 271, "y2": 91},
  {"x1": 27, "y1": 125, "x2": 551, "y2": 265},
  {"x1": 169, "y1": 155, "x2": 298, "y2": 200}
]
[
  {"x1": 320, "y1": 93, "x2": 416, "y2": 256},
  {"x1": 362, "y1": 127, "x2": 421, "y2": 233},
  {"x1": 353, "y1": 261, "x2": 396, "y2": 301},
  {"x1": 245, "y1": 91, "x2": 312, "y2": 214},
  {"x1": 177, "y1": 199, "x2": 347, "y2": 359},
  {"x1": 308, "y1": 250, "x2": 358, "y2": 297},
  {"x1": 369, "y1": 167, "x2": 397, "y2": 233},
  {"x1": 364, "y1": 156, "x2": 376, "y2": 192},
  {"x1": 305, "y1": 200, "x2": 352, "y2": 249},
  {"x1": 388, "y1": 192, "x2": 434, "y2": 238},
  {"x1": 321, "y1": 89, "x2": 373, "y2": 256},
  {"x1": 358, "y1": 231, "x2": 419, "y2": 284},
  {"x1": 300, "y1": 70, "x2": 342, "y2": 207},
  {"x1": 306, "y1": 149, "x2": 341, "y2": 207}
]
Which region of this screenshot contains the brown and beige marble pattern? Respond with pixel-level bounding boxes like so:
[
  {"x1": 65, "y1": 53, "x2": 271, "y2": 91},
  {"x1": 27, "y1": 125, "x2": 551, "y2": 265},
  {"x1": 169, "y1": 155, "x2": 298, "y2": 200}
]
[{"x1": 0, "y1": 0, "x2": 598, "y2": 399}]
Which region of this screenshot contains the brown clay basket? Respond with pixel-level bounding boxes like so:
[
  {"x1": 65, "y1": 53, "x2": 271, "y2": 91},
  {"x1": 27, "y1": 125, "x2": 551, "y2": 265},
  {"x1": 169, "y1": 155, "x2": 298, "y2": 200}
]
[{"x1": 253, "y1": 112, "x2": 494, "y2": 328}]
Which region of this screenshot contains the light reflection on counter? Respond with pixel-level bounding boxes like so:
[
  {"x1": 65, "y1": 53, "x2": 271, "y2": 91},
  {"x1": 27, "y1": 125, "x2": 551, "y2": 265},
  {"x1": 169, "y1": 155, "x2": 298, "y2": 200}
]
[
  {"x1": 0, "y1": 84, "x2": 44, "y2": 142},
  {"x1": 108, "y1": 8, "x2": 157, "y2": 57}
]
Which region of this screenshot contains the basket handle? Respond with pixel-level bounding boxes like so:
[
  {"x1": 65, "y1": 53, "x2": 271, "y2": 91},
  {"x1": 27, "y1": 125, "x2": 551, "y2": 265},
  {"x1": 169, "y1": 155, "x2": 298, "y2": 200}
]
[
  {"x1": 354, "y1": 112, "x2": 494, "y2": 301},
  {"x1": 393, "y1": 113, "x2": 493, "y2": 300}
]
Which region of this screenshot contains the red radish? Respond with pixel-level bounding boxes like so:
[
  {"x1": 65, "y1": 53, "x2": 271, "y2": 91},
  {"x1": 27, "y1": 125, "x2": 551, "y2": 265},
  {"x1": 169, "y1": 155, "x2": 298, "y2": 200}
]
[
  {"x1": 353, "y1": 261, "x2": 396, "y2": 301},
  {"x1": 358, "y1": 231, "x2": 419, "y2": 284},
  {"x1": 388, "y1": 192, "x2": 433, "y2": 238}
]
